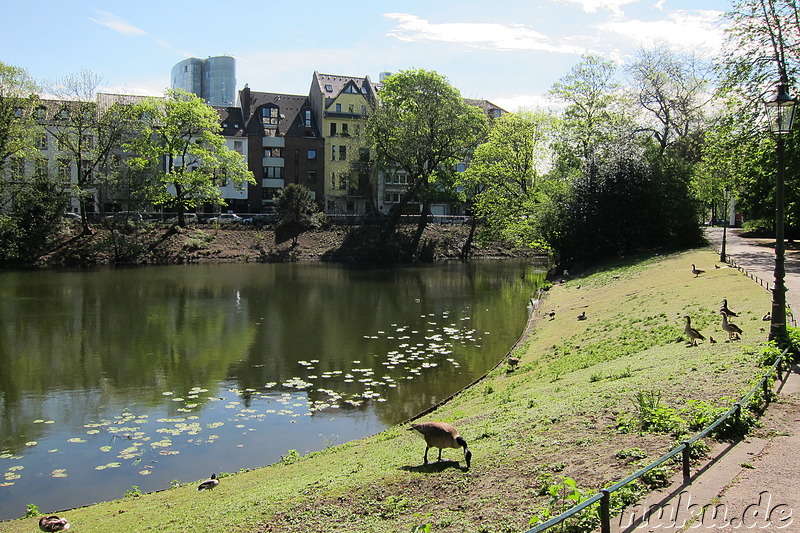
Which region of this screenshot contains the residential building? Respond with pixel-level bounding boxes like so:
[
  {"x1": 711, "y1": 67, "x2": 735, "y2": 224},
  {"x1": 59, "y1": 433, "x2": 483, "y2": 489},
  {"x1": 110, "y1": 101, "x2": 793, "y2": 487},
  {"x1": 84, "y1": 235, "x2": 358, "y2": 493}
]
[
  {"x1": 237, "y1": 86, "x2": 324, "y2": 212},
  {"x1": 309, "y1": 71, "x2": 377, "y2": 215}
]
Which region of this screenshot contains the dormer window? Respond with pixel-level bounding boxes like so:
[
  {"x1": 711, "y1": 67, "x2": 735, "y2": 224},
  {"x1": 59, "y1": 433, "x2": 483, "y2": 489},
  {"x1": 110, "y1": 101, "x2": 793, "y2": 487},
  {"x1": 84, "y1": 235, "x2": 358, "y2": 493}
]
[
  {"x1": 344, "y1": 83, "x2": 358, "y2": 94},
  {"x1": 262, "y1": 106, "x2": 279, "y2": 126},
  {"x1": 325, "y1": 84, "x2": 333, "y2": 92},
  {"x1": 304, "y1": 110, "x2": 311, "y2": 127}
]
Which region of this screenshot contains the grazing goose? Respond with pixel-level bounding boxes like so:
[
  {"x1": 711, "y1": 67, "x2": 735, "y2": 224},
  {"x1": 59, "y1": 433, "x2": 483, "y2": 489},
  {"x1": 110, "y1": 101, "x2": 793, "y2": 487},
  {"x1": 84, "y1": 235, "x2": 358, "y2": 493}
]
[
  {"x1": 409, "y1": 421, "x2": 471, "y2": 468},
  {"x1": 720, "y1": 311, "x2": 743, "y2": 340},
  {"x1": 762, "y1": 312, "x2": 771, "y2": 321},
  {"x1": 683, "y1": 316, "x2": 705, "y2": 346},
  {"x1": 720, "y1": 299, "x2": 738, "y2": 317},
  {"x1": 691, "y1": 264, "x2": 705, "y2": 277},
  {"x1": 507, "y1": 356, "x2": 520, "y2": 368},
  {"x1": 39, "y1": 516, "x2": 70, "y2": 532},
  {"x1": 577, "y1": 311, "x2": 587, "y2": 321},
  {"x1": 197, "y1": 473, "x2": 219, "y2": 491},
  {"x1": 547, "y1": 309, "x2": 556, "y2": 320}
]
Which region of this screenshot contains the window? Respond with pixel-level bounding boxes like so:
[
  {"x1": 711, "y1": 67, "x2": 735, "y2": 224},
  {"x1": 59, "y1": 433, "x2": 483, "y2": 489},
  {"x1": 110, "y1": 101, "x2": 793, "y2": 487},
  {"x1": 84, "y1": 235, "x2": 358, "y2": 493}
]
[
  {"x1": 348, "y1": 104, "x2": 354, "y2": 113},
  {"x1": 325, "y1": 84, "x2": 333, "y2": 92},
  {"x1": 344, "y1": 84, "x2": 358, "y2": 94},
  {"x1": 82, "y1": 135, "x2": 94, "y2": 149},
  {"x1": 335, "y1": 103, "x2": 342, "y2": 112},
  {"x1": 37, "y1": 134, "x2": 48, "y2": 150},
  {"x1": 81, "y1": 160, "x2": 93, "y2": 180},
  {"x1": 307, "y1": 150, "x2": 317, "y2": 160},
  {"x1": 339, "y1": 145, "x2": 346, "y2": 161},
  {"x1": 331, "y1": 146, "x2": 337, "y2": 161},
  {"x1": 264, "y1": 166, "x2": 283, "y2": 179},
  {"x1": 330, "y1": 123, "x2": 337, "y2": 136},
  {"x1": 341, "y1": 123, "x2": 349, "y2": 136},
  {"x1": 304, "y1": 110, "x2": 312, "y2": 128},
  {"x1": 233, "y1": 141, "x2": 243, "y2": 154},
  {"x1": 262, "y1": 107, "x2": 278, "y2": 125},
  {"x1": 58, "y1": 159, "x2": 71, "y2": 180},
  {"x1": 339, "y1": 174, "x2": 348, "y2": 190},
  {"x1": 307, "y1": 170, "x2": 317, "y2": 181},
  {"x1": 35, "y1": 159, "x2": 48, "y2": 177}
]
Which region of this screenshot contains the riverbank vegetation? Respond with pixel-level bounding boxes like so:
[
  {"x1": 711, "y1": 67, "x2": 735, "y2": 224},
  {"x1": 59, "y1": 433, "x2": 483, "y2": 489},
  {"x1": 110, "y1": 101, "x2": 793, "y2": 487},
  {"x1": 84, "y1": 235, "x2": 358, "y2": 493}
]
[{"x1": 0, "y1": 248, "x2": 784, "y2": 532}]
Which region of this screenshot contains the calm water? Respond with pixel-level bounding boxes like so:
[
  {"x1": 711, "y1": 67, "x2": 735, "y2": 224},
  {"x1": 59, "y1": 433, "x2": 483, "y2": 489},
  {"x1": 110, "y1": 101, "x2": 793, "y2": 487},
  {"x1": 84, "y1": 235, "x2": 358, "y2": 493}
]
[{"x1": 0, "y1": 260, "x2": 544, "y2": 520}]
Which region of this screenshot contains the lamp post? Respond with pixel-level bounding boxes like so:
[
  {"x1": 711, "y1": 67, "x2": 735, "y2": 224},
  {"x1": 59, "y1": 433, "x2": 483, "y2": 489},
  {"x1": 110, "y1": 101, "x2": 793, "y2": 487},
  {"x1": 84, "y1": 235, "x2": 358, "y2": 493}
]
[
  {"x1": 764, "y1": 82, "x2": 797, "y2": 343},
  {"x1": 720, "y1": 186, "x2": 731, "y2": 263}
]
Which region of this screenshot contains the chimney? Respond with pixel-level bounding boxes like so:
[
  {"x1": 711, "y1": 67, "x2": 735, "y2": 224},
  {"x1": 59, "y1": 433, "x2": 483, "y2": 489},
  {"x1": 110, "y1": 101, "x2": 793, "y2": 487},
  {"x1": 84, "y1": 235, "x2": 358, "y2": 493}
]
[{"x1": 241, "y1": 84, "x2": 251, "y2": 118}]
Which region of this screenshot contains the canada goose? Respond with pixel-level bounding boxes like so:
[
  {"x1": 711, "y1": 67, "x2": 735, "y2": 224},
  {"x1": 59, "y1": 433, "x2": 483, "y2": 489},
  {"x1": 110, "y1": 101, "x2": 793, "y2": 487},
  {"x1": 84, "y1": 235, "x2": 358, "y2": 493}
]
[
  {"x1": 548, "y1": 309, "x2": 556, "y2": 320},
  {"x1": 577, "y1": 311, "x2": 587, "y2": 320},
  {"x1": 409, "y1": 421, "x2": 471, "y2": 468},
  {"x1": 720, "y1": 299, "x2": 738, "y2": 317},
  {"x1": 507, "y1": 357, "x2": 520, "y2": 368},
  {"x1": 197, "y1": 473, "x2": 219, "y2": 491},
  {"x1": 683, "y1": 316, "x2": 705, "y2": 346},
  {"x1": 720, "y1": 311, "x2": 743, "y2": 340},
  {"x1": 762, "y1": 312, "x2": 771, "y2": 321},
  {"x1": 691, "y1": 264, "x2": 705, "y2": 277},
  {"x1": 39, "y1": 516, "x2": 70, "y2": 532}
]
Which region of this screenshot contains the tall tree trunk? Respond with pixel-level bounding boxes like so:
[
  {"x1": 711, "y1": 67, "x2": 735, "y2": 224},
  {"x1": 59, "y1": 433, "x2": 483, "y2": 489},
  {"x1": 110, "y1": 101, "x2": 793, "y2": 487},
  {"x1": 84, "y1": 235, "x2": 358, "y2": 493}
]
[
  {"x1": 461, "y1": 214, "x2": 478, "y2": 259},
  {"x1": 408, "y1": 201, "x2": 430, "y2": 261}
]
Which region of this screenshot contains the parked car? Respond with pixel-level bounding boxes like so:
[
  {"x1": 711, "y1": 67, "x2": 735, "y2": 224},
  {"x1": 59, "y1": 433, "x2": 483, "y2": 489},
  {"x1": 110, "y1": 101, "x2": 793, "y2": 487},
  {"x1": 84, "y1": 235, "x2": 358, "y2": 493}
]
[
  {"x1": 244, "y1": 214, "x2": 277, "y2": 227},
  {"x1": 64, "y1": 212, "x2": 81, "y2": 223},
  {"x1": 166, "y1": 213, "x2": 198, "y2": 224},
  {"x1": 207, "y1": 213, "x2": 244, "y2": 224},
  {"x1": 106, "y1": 211, "x2": 143, "y2": 222}
]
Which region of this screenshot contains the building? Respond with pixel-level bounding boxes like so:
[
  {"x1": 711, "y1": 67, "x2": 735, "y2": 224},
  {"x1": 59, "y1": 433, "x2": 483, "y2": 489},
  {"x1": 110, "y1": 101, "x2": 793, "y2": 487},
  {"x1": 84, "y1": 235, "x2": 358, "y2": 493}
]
[
  {"x1": 309, "y1": 72, "x2": 378, "y2": 215},
  {"x1": 171, "y1": 56, "x2": 236, "y2": 107},
  {"x1": 237, "y1": 86, "x2": 324, "y2": 212}
]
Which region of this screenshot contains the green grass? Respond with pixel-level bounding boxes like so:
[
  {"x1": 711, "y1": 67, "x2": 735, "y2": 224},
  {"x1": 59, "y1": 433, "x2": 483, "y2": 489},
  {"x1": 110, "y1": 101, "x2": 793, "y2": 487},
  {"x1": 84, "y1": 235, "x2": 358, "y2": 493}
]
[{"x1": 0, "y1": 248, "x2": 776, "y2": 533}]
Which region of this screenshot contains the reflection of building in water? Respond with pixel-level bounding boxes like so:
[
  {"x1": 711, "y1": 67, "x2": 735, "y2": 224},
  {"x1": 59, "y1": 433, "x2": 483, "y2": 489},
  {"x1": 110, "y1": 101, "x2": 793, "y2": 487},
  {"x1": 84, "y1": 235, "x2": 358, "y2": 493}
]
[{"x1": 171, "y1": 55, "x2": 236, "y2": 107}]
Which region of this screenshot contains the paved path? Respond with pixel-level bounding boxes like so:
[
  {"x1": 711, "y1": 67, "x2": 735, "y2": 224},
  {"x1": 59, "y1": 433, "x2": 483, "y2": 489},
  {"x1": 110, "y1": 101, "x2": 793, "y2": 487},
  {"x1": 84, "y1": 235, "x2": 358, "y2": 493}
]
[{"x1": 610, "y1": 228, "x2": 800, "y2": 532}]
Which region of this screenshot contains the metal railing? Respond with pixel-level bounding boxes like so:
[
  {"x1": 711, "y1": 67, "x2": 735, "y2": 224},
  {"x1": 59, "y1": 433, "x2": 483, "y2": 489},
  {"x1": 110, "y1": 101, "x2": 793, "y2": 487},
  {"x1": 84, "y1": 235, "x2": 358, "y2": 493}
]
[{"x1": 524, "y1": 348, "x2": 789, "y2": 533}]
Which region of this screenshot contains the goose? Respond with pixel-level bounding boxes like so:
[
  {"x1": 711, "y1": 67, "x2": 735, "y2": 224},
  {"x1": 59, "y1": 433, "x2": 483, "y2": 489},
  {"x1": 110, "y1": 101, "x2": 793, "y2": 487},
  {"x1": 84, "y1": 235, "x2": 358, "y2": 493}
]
[
  {"x1": 720, "y1": 311, "x2": 743, "y2": 340},
  {"x1": 39, "y1": 516, "x2": 70, "y2": 532},
  {"x1": 709, "y1": 336, "x2": 717, "y2": 344},
  {"x1": 683, "y1": 316, "x2": 705, "y2": 346},
  {"x1": 197, "y1": 473, "x2": 219, "y2": 491},
  {"x1": 577, "y1": 311, "x2": 587, "y2": 321},
  {"x1": 762, "y1": 312, "x2": 771, "y2": 321},
  {"x1": 507, "y1": 356, "x2": 520, "y2": 368},
  {"x1": 720, "y1": 299, "x2": 738, "y2": 317},
  {"x1": 691, "y1": 264, "x2": 705, "y2": 277},
  {"x1": 409, "y1": 421, "x2": 471, "y2": 468},
  {"x1": 547, "y1": 309, "x2": 556, "y2": 320}
]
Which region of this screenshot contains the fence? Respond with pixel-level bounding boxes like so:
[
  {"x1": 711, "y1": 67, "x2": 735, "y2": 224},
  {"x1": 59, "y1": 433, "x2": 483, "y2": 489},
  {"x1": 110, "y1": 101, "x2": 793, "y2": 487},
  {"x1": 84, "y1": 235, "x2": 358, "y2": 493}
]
[{"x1": 523, "y1": 347, "x2": 789, "y2": 533}]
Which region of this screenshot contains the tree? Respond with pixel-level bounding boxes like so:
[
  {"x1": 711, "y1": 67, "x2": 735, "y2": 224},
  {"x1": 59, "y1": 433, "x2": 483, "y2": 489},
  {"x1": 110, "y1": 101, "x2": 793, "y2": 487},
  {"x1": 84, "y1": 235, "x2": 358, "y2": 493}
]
[
  {"x1": 367, "y1": 69, "x2": 488, "y2": 258},
  {"x1": 549, "y1": 55, "x2": 634, "y2": 173},
  {"x1": 127, "y1": 89, "x2": 255, "y2": 226},
  {"x1": 461, "y1": 110, "x2": 554, "y2": 249},
  {"x1": 43, "y1": 69, "x2": 138, "y2": 232},
  {"x1": 627, "y1": 46, "x2": 713, "y2": 159},
  {"x1": 274, "y1": 183, "x2": 324, "y2": 245},
  {"x1": 0, "y1": 61, "x2": 40, "y2": 174}
]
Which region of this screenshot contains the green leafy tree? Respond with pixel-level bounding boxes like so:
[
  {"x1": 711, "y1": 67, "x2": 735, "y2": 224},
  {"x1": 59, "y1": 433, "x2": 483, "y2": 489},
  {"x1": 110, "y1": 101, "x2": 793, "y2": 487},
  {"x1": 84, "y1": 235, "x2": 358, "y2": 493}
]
[
  {"x1": 0, "y1": 61, "x2": 39, "y2": 174},
  {"x1": 274, "y1": 183, "x2": 324, "y2": 245},
  {"x1": 127, "y1": 89, "x2": 254, "y2": 227},
  {"x1": 462, "y1": 110, "x2": 554, "y2": 249},
  {"x1": 367, "y1": 69, "x2": 488, "y2": 257},
  {"x1": 549, "y1": 55, "x2": 634, "y2": 174}
]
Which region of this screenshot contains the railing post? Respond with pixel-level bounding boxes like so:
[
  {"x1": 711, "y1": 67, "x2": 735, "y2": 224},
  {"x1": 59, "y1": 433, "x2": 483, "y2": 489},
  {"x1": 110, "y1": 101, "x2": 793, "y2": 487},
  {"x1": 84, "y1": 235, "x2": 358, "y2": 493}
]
[
  {"x1": 734, "y1": 402, "x2": 742, "y2": 430},
  {"x1": 763, "y1": 376, "x2": 771, "y2": 405},
  {"x1": 600, "y1": 488, "x2": 611, "y2": 533},
  {"x1": 681, "y1": 441, "x2": 691, "y2": 484}
]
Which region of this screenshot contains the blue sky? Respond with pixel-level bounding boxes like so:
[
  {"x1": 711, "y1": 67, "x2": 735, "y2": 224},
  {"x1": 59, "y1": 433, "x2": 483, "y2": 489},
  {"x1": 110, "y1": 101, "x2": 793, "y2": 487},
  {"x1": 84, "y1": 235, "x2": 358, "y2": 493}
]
[{"x1": 2, "y1": 0, "x2": 731, "y2": 111}]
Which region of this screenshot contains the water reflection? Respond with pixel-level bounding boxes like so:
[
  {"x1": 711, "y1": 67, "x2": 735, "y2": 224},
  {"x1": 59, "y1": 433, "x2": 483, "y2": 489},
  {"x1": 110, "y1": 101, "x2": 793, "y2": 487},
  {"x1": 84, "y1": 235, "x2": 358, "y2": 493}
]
[{"x1": 0, "y1": 260, "x2": 544, "y2": 519}]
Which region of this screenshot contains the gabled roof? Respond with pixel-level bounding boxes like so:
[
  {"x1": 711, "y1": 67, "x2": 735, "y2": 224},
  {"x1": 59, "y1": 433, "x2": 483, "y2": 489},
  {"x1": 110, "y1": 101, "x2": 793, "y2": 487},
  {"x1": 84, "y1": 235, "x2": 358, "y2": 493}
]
[
  {"x1": 238, "y1": 90, "x2": 319, "y2": 138},
  {"x1": 464, "y1": 98, "x2": 506, "y2": 118},
  {"x1": 214, "y1": 107, "x2": 246, "y2": 137},
  {"x1": 313, "y1": 72, "x2": 376, "y2": 104}
]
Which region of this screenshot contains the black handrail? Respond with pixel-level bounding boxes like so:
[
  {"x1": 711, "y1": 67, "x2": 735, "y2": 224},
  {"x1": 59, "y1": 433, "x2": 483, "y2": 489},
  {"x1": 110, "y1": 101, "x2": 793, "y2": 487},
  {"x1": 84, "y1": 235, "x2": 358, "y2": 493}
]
[{"x1": 524, "y1": 348, "x2": 789, "y2": 533}]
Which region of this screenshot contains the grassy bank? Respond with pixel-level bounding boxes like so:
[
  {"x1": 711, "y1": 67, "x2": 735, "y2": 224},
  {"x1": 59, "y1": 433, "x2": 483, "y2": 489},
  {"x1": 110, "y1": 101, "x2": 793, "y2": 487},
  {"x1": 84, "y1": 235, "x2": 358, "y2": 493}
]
[{"x1": 0, "y1": 247, "x2": 775, "y2": 532}]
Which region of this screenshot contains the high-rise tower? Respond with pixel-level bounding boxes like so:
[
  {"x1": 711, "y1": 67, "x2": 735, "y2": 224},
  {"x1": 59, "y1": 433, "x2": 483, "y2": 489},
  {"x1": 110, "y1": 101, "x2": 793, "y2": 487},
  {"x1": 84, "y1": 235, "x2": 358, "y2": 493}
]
[{"x1": 170, "y1": 56, "x2": 236, "y2": 106}]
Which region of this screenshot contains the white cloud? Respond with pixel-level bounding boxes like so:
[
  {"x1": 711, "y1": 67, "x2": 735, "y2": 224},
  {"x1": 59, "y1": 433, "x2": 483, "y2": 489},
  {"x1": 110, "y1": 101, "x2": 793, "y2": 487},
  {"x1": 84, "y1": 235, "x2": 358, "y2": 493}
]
[
  {"x1": 597, "y1": 9, "x2": 726, "y2": 55},
  {"x1": 493, "y1": 93, "x2": 565, "y2": 113},
  {"x1": 556, "y1": 0, "x2": 638, "y2": 16},
  {"x1": 88, "y1": 11, "x2": 147, "y2": 36},
  {"x1": 384, "y1": 13, "x2": 584, "y2": 54}
]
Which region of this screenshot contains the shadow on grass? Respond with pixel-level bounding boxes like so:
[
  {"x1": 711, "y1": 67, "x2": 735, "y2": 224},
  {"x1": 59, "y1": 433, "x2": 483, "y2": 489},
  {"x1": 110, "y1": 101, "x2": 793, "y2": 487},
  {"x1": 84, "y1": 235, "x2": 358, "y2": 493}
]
[{"x1": 400, "y1": 460, "x2": 469, "y2": 473}]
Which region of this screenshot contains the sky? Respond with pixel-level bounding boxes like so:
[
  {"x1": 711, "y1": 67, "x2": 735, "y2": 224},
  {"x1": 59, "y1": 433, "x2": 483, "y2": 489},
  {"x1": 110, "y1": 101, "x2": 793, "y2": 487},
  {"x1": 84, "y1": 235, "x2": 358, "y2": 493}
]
[{"x1": 2, "y1": 0, "x2": 732, "y2": 112}]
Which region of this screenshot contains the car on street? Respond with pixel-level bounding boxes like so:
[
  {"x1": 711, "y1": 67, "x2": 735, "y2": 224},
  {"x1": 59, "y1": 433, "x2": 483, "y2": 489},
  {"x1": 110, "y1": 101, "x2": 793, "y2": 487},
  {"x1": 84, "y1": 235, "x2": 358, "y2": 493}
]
[{"x1": 207, "y1": 213, "x2": 245, "y2": 224}]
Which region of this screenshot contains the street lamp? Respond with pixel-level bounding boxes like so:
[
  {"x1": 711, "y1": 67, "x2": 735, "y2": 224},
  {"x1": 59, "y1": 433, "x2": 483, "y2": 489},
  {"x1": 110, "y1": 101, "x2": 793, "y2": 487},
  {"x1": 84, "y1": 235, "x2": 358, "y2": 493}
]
[
  {"x1": 764, "y1": 81, "x2": 797, "y2": 343},
  {"x1": 720, "y1": 186, "x2": 732, "y2": 262}
]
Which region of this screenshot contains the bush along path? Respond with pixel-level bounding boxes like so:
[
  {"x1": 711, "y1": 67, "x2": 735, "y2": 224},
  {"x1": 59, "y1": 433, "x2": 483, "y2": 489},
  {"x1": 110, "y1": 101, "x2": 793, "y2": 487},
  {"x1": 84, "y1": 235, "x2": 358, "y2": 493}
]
[{"x1": 0, "y1": 248, "x2": 780, "y2": 533}]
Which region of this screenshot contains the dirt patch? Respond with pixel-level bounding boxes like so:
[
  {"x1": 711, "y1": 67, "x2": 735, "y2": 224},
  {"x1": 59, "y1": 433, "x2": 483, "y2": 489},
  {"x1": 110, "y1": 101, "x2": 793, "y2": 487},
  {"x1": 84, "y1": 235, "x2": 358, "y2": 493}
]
[{"x1": 40, "y1": 223, "x2": 540, "y2": 267}]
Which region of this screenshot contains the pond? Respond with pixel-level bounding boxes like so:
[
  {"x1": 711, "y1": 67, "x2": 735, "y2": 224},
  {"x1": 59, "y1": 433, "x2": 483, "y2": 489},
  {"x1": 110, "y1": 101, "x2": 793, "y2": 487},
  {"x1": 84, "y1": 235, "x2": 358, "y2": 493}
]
[{"x1": 0, "y1": 259, "x2": 546, "y2": 520}]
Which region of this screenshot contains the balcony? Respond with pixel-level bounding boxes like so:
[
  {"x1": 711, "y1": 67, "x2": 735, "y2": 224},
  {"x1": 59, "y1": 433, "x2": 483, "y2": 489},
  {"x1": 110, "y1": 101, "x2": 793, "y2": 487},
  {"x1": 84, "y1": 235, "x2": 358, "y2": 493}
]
[
  {"x1": 262, "y1": 137, "x2": 285, "y2": 148},
  {"x1": 263, "y1": 178, "x2": 284, "y2": 188},
  {"x1": 262, "y1": 157, "x2": 284, "y2": 167}
]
